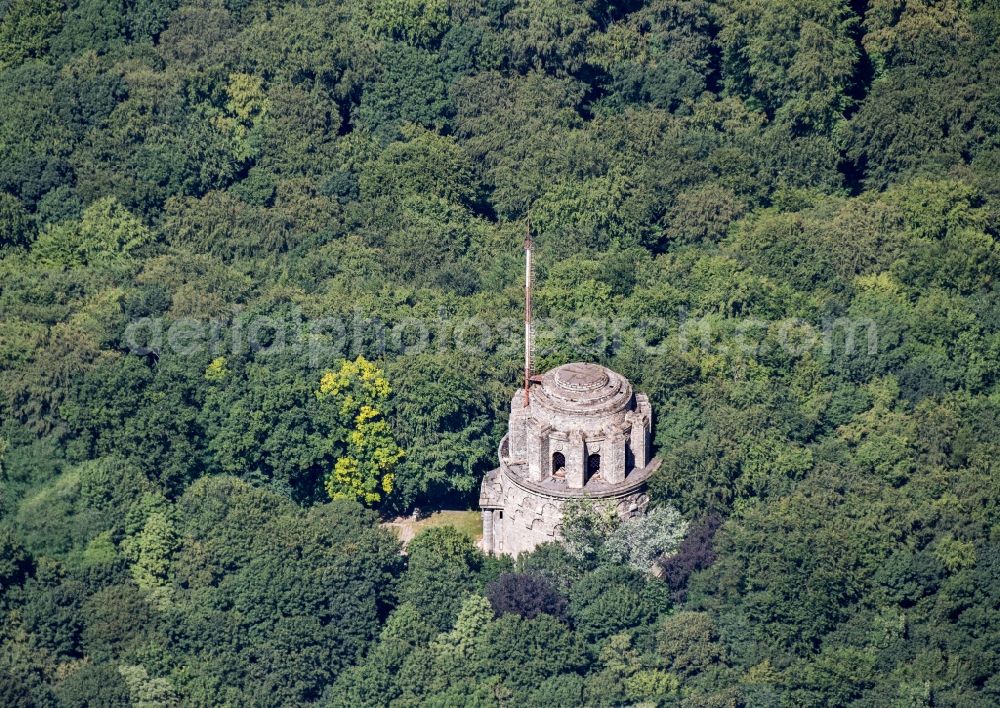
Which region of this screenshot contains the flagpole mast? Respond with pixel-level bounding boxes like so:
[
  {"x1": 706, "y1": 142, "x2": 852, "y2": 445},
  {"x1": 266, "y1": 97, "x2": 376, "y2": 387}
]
[{"x1": 524, "y1": 217, "x2": 533, "y2": 406}]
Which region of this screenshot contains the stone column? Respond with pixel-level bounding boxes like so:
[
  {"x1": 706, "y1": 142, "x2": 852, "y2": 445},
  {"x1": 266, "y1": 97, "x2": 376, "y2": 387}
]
[
  {"x1": 494, "y1": 510, "x2": 503, "y2": 553},
  {"x1": 526, "y1": 420, "x2": 551, "y2": 482},
  {"x1": 604, "y1": 426, "x2": 627, "y2": 484},
  {"x1": 482, "y1": 510, "x2": 494, "y2": 554},
  {"x1": 629, "y1": 413, "x2": 648, "y2": 469},
  {"x1": 565, "y1": 431, "x2": 586, "y2": 488},
  {"x1": 634, "y1": 394, "x2": 652, "y2": 468},
  {"x1": 508, "y1": 401, "x2": 528, "y2": 461}
]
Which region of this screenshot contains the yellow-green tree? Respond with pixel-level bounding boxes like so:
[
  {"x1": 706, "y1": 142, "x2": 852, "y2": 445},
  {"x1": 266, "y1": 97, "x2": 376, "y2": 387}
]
[
  {"x1": 316, "y1": 357, "x2": 404, "y2": 505},
  {"x1": 211, "y1": 72, "x2": 269, "y2": 163}
]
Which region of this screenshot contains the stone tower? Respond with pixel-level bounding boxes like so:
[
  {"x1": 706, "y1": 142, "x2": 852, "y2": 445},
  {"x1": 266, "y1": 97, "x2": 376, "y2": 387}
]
[{"x1": 479, "y1": 362, "x2": 657, "y2": 556}]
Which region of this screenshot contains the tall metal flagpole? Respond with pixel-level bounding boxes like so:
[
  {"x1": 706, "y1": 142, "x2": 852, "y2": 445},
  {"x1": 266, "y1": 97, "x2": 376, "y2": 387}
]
[{"x1": 524, "y1": 217, "x2": 533, "y2": 406}]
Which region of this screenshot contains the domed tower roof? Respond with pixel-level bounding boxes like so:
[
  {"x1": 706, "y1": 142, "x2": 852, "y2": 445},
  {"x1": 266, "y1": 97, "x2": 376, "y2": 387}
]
[
  {"x1": 533, "y1": 362, "x2": 634, "y2": 423},
  {"x1": 515, "y1": 362, "x2": 637, "y2": 439}
]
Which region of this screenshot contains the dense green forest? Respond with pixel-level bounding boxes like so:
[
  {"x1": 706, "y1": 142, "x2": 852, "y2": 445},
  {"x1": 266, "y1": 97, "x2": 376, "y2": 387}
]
[{"x1": 1, "y1": 0, "x2": 999, "y2": 704}]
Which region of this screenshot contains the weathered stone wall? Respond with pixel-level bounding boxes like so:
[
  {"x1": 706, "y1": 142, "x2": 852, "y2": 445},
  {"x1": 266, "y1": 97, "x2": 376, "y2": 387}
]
[{"x1": 482, "y1": 467, "x2": 651, "y2": 556}]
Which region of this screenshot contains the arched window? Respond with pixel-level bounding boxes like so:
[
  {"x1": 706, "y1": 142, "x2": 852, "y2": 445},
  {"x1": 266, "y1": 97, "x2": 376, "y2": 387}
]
[
  {"x1": 552, "y1": 452, "x2": 565, "y2": 477},
  {"x1": 587, "y1": 453, "x2": 601, "y2": 481}
]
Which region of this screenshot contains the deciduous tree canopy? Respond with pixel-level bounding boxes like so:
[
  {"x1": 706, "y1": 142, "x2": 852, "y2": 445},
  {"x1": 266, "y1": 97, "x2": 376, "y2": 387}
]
[{"x1": 1, "y1": 0, "x2": 999, "y2": 704}]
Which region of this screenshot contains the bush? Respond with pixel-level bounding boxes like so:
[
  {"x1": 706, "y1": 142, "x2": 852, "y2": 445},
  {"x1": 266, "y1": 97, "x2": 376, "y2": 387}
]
[
  {"x1": 486, "y1": 572, "x2": 568, "y2": 621},
  {"x1": 658, "y1": 513, "x2": 722, "y2": 603}
]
